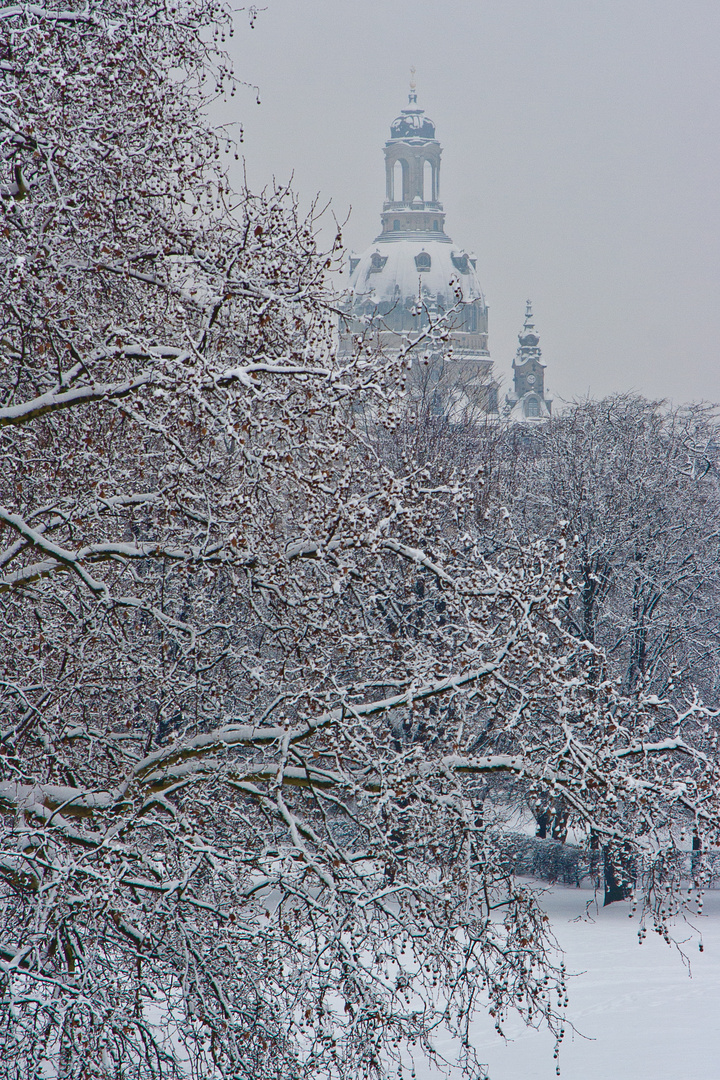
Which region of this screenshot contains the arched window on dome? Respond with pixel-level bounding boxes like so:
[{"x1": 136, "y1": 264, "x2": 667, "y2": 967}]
[
  {"x1": 525, "y1": 396, "x2": 540, "y2": 418},
  {"x1": 415, "y1": 252, "x2": 431, "y2": 272},
  {"x1": 369, "y1": 252, "x2": 387, "y2": 273},
  {"x1": 393, "y1": 159, "x2": 409, "y2": 203},
  {"x1": 423, "y1": 160, "x2": 433, "y2": 202}
]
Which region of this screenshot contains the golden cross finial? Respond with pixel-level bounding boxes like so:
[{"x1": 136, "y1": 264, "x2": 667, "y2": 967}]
[{"x1": 410, "y1": 66, "x2": 417, "y2": 92}]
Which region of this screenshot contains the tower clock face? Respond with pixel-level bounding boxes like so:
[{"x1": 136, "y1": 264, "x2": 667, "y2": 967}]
[{"x1": 526, "y1": 373, "x2": 536, "y2": 386}]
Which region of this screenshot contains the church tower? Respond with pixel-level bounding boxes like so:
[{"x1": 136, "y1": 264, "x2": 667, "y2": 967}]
[
  {"x1": 343, "y1": 78, "x2": 497, "y2": 416},
  {"x1": 504, "y1": 301, "x2": 552, "y2": 422},
  {"x1": 379, "y1": 78, "x2": 446, "y2": 239}
]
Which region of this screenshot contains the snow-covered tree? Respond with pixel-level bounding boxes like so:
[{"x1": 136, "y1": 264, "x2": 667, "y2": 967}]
[
  {"x1": 1, "y1": 4, "x2": 719, "y2": 1078},
  {"x1": 495, "y1": 398, "x2": 720, "y2": 703},
  {"x1": 483, "y1": 398, "x2": 720, "y2": 897}
]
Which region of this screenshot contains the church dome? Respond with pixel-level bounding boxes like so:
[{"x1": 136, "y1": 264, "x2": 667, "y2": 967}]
[
  {"x1": 390, "y1": 109, "x2": 436, "y2": 141},
  {"x1": 349, "y1": 239, "x2": 484, "y2": 311}
]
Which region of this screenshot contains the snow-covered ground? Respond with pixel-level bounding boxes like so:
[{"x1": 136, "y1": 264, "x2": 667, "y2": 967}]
[{"x1": 466, "y1": 886, "x2": 720, "y2": 1080}]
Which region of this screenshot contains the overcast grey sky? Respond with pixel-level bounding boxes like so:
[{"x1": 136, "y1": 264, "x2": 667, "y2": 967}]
[{"x1": 221, "y1": 0, "x2": 720, "y2": 405}]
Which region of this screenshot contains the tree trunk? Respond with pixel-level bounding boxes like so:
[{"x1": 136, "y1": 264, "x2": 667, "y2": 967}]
[
  {"x1": 692, "y1": 833, "x2": 702, "y2": 886},
  {"x1": 603, "y1": 841, "x2": 635, "y2": 905},
  {"x1": 589, "y1": 830, "x2": 601, "y2": 890},
  {"x1": 535, "y1": 800, "x2": 569, "y2": 842}
]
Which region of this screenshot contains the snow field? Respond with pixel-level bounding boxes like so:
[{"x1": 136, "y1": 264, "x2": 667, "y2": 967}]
[{"x1": 466, "y1": 886, "x2": 720, "y2": 1080}]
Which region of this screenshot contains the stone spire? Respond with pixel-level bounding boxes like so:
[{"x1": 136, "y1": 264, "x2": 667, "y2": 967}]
[
  {"x1": 505, "y1": 301, "x2": 552, "y2": 422},
  {"x1": 516, "y1": 300, "x2": 542, "y2": 368}
]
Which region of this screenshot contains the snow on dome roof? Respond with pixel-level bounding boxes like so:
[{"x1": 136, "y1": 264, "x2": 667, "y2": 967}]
[
  {"x1": 348, "y1": 238, "x2": 485, "y2": 309},
  {"x1": 389, "y1": 84, "x2": 436, "y2": 140},
  {"x1": 390, "y1": 108, "x2": 436, "y2": 141}
]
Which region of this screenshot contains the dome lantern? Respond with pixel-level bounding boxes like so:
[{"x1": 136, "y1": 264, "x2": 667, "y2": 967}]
[{"x1": 381, "y1": 77, "x2": 445, "y2": 239}]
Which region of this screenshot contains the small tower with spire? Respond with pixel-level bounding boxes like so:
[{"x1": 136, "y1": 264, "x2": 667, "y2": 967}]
[{"x1": 504, "y1": 301, "x2": 552, "y2": 422}]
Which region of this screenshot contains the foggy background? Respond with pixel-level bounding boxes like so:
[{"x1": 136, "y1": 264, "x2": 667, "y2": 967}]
[{"x1": 219, "y1": 0, "x2": 720, "y2": 405}]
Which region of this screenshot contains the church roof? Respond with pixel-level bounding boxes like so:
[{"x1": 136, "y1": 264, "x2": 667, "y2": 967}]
[
  {"x1": 389, "y1": 108, "x2": 436, "y2": 141},
  {"x1": 389, "y1": 74, "x2": 436, "y2": 140},
  {"x1": 349, "y1": 238, "x2": 484, "y2": 308}
]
